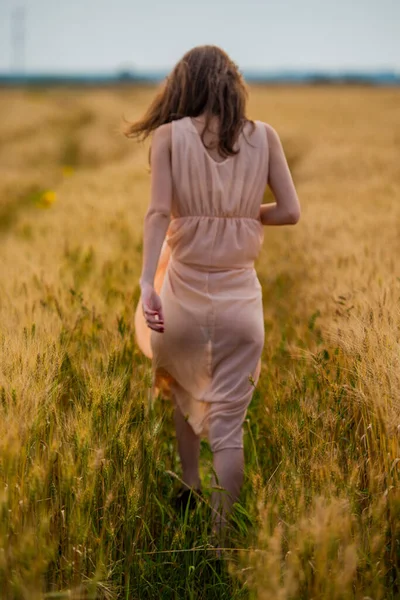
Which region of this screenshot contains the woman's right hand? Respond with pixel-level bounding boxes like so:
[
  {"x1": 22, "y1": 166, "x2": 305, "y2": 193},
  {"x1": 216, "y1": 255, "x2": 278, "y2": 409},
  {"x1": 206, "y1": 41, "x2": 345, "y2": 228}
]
[{"x1": 140, "y1": 281, "x2": 165, "y2": 333}]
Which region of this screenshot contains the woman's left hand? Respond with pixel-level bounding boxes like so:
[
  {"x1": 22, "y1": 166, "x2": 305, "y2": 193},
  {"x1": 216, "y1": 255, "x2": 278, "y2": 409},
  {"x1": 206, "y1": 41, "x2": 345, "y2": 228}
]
[{"x1": 140, "y1": 282, "x2": 164, "y2": 333}]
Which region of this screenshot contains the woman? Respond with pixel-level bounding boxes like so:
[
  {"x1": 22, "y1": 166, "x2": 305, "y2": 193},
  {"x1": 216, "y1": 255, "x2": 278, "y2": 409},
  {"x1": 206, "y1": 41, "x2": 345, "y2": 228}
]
[{"x1": 126, "y1": 45, "x2": 300, "y2": 537}]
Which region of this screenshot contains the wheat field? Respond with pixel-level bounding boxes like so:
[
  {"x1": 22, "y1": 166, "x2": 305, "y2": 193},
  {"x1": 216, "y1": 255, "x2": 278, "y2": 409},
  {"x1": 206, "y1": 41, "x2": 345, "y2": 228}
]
[{"x1": 0, "y1": 84, "x2": 399, "y2": 599}]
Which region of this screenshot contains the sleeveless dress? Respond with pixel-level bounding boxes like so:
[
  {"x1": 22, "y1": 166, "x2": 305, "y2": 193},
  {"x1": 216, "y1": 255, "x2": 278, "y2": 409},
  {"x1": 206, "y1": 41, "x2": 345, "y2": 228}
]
[{"x1": 135, "y1": 116, "x2": 268, "y2": 452}]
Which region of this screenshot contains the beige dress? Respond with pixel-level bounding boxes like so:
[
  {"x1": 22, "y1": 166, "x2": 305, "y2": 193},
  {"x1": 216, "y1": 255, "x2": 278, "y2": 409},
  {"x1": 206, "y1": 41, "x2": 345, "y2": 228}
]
[{"x1": 135, "y1": 116, "x2": 268, "y2": 452}]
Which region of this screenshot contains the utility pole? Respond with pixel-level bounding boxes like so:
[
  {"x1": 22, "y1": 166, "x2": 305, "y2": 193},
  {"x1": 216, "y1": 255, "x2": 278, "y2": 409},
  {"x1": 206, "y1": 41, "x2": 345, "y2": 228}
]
[{"x1": 11, "y1": 5, "x2": 26, "y2": 72}]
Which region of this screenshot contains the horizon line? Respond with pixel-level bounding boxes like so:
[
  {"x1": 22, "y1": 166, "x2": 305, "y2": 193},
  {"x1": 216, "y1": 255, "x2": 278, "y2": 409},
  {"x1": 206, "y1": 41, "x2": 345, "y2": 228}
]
[
  {"x1": 1, "y1": 66, "x2": 400, "y2": 76},
  {"x1": 1, "y1": 67, "x2": 400, "y2": 86}
]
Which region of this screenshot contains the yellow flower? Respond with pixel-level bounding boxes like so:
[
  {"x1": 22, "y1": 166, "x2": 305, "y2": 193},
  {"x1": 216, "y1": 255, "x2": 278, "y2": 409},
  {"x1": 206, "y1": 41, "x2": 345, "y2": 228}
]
[{"x1": 37, "y1": 190, "x2": 57, "y2": 208}]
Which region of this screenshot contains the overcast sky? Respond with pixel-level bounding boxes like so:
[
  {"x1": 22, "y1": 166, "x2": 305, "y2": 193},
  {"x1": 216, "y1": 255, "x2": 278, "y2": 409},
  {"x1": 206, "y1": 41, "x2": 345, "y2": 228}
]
[{"x1": 0, "y1": 0, "x2": 399, "y2": 73}]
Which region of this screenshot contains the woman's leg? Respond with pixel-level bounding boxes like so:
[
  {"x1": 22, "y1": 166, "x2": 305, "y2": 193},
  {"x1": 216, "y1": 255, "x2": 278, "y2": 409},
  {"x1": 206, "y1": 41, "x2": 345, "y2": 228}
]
[
  {"x1": 173, "y1": 400, "x2": 201, "y2": 490},
  {"x1": 208, "y1": 399, "x2": 248, "y2": 536},
  {"x1": 211, "y1": 447, "x2": 244, "y2": 535}
]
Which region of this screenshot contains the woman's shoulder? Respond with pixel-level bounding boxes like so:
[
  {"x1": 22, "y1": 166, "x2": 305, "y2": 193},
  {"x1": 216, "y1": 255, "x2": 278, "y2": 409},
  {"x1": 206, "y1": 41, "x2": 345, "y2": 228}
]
[
  {"x1": 153, "y1": 118, "x2": 192, "y2": 143},
  {"x1": 253, "y1": 120, "x2": 281, "y2": 145},
  {"x1": 152, "y1": 122, "x2": 172, "y2": 149},
  {"x1": 153, "y1": 122, "x2": 172, "y2": 137},
  {"x1": 242, "y1": 119, "x2": 278, "y2": 150}
]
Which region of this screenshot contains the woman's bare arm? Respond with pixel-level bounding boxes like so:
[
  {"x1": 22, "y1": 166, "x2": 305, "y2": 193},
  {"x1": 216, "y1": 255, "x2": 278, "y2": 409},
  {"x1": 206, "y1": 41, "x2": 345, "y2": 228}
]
[
  {"x1": 259, "y1": 123, "x2": 301, "y2": 226},
  {"x1": 139, "y1": 123, "x2": 172, "y2": 288}
]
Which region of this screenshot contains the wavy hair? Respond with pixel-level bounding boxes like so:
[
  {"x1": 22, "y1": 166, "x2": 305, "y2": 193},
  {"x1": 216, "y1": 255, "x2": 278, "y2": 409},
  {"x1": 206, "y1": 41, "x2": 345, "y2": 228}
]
[{"x1": 124, "y1": 45, "x2": 255, "y2": 160}]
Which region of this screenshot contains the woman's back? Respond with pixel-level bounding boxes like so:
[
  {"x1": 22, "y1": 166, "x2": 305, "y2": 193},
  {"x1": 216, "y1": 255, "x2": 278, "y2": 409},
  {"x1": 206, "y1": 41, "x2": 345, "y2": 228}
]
[{"x1": 167, "y1": 116, "x2": 268, "y2": 271}]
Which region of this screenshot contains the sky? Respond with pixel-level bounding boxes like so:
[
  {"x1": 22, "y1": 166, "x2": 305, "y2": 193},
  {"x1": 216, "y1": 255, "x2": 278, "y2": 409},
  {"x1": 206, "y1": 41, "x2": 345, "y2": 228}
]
[{"x1": 0, "y1": 0, "x2": 399, "y2": 74}]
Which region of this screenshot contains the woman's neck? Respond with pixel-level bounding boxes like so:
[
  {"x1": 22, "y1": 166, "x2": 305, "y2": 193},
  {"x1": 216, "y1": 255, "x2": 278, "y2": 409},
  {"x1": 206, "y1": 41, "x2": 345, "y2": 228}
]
[{"x1": 192, "y1": 113, "x2": 220, "y2": 133}]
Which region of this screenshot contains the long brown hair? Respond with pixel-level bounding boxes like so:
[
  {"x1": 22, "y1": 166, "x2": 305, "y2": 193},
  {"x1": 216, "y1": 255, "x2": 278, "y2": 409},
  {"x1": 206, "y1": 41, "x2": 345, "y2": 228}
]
[{"x1": 124, "y1": 45, "x2": 255, "y2": 160}]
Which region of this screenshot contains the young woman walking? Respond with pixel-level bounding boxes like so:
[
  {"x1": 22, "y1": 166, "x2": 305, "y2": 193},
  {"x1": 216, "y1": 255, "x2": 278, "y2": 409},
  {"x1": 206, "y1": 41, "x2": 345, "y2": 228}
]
[{"x1": 127, "y1": 45, "x2": 300, "y2": 540}]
